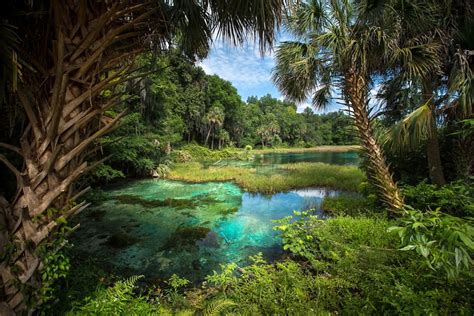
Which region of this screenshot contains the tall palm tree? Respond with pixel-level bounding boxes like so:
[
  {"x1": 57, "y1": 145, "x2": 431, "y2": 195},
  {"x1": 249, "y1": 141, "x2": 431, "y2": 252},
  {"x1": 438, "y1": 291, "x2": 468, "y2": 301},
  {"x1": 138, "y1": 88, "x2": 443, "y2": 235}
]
[
  {"x1": 378, "y1": 0, "x2": 473, "y2": 185},
  {"x1": 273, "y1": 0, "x2": 405, "y2": 210},
  {"x1": 0, "y1": 0, "x2": 288, "y2": 312},
  {"x1": 205, "y1": 106, "x2": 225, "y2": 149}
]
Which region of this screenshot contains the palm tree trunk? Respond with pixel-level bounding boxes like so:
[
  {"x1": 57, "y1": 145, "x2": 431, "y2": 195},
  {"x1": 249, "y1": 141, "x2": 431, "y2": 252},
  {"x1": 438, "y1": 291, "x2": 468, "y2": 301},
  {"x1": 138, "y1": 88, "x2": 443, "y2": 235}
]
[
  {"x1": 423, "y1": 80, "x2": 446, "y2": 186},
  {"x1": 346, "y1": 70, "x2": 404, "y2": 211},
  {"x1": 205, "y1": 127, "x2": 212, "y2": 147},
  {"x1": 0, "y1": 1, "x2": 151, "y2": 312}
]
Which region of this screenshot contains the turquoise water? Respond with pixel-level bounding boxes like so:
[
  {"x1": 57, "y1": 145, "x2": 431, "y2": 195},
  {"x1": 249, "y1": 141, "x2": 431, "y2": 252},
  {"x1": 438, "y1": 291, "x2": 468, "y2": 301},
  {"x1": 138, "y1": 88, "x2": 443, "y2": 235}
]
[
  {"x1": 72, "y1": 151, "x2": 357, "y2": 283},
  {"x1": 72, "y1": 180, "x2": 338, "y2": 283}
]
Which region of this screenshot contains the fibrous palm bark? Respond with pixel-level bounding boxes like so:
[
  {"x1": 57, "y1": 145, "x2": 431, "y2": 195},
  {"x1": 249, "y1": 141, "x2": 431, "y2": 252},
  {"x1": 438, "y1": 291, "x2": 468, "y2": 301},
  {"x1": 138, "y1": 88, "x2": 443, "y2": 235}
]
[
  {"x1": 345, "y1": 70, "x2": 404, "y2": 209},
  {"x1": 0, "y1": 2, "x2": 157, "y2": 311},
  {"x1": 0, "y1": 0, "x2": 287, "y2": 312},
  {"x1": 273, "y1": 0, "x2": 404, "y2": 211}
]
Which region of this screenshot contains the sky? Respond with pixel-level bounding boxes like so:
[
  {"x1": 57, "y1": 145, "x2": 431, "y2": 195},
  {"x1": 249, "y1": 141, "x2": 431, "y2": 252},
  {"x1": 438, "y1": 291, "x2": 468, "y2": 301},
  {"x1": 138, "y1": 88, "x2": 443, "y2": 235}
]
[{"x1": 197, "y1": 33, "x2": 344, "y2": 114}]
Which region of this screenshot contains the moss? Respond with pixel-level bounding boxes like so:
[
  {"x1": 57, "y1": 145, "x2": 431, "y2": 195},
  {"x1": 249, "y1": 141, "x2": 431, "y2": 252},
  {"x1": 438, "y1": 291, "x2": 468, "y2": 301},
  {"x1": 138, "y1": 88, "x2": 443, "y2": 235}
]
[
  {"x1": 219, "y1": 207, "x2": 239, "y2": 216},
  {"x1": 86, "y1": 209, "x2": 107, "y2": 221},
  {"x1": 106, "y1": 232, "x2": 139, "y2": 248},
  {"x1": 115, "y1": 194, "x2": 197, "y2": 209},
  {"x1": 161, "y1": 226, "x2": 211, "y2": 251}
]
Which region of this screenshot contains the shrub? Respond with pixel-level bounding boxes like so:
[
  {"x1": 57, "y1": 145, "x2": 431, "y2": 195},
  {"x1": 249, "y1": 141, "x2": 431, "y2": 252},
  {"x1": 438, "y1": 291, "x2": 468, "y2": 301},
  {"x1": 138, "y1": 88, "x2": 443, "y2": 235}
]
[
  {"x1": 402, "y1": 179, "x2": 474, "y2": 217},
  {"x1": 70, "y1": 276, "x2": 161, "y2": 315},
  {"x1": 388, "y1": 207, "x2": 474, "y2": 278},
  {"x1": 321, "y1": 194, "x2": 378, "y2": 217}
]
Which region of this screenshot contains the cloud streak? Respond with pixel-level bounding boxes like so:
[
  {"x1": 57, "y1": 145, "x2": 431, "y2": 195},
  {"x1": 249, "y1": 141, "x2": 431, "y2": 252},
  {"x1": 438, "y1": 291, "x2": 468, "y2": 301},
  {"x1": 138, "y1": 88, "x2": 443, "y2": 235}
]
[{"x1": 198, "y1": 32, "x2": 343, "y2": 113}]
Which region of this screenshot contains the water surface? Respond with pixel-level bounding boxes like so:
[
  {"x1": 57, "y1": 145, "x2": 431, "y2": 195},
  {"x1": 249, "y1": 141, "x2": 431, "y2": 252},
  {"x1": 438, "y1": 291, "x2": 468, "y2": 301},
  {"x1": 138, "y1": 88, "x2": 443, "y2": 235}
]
[
  {"x1": 207, "y1": 150, "x2": 359, "y2": 172},
  {"x1": 73, "y1": 180, "x2": 338, "y2": 282}
]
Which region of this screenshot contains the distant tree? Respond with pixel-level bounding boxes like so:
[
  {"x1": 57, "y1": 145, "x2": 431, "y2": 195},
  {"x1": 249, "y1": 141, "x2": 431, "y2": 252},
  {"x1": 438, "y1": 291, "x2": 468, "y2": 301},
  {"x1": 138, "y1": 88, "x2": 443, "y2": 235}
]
[{"x1": 0, "y1": 0, "x2": 287, "y2": 311}]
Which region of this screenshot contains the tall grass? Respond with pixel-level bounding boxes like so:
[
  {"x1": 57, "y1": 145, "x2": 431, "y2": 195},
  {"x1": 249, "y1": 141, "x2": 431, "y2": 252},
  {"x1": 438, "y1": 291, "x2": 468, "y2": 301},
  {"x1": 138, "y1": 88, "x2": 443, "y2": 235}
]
[{"x1": 167, "y1": 162, "x2": 365, "y2": 193}]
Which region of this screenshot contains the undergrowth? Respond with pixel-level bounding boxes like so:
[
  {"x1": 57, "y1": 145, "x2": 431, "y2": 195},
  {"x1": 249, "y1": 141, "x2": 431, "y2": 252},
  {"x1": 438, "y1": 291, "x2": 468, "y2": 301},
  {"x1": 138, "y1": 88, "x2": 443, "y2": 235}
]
[{"x1": 67, "y1": 213, "x2": 473, "y2": 315}]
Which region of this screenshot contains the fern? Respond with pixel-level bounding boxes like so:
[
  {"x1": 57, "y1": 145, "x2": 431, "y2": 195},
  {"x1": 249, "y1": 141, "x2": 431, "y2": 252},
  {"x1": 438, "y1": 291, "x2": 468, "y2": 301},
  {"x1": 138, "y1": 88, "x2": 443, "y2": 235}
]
[
  {"x1": 72, "y1": 275, "x2": 157, "y2": 315},
  {"x1": 202, "y1": 299, "x2": 236, "y2": 316}
]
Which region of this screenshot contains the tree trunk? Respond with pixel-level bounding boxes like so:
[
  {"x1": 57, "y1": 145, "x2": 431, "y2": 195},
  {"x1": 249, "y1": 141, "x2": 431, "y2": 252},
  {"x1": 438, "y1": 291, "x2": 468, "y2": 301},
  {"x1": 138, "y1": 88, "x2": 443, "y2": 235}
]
[
  {"x1": 345, "y1": 70, "x2": 404, "y2": 211},
  {"x1": 423, "y1": 80, "x2": 446, "y2": 186},
  {"x1": 0, "y1": 1, "x2": 155, "y2": 312},
  {"x1": 205, "y1": 127, "x2": 212, "y2": 147}
]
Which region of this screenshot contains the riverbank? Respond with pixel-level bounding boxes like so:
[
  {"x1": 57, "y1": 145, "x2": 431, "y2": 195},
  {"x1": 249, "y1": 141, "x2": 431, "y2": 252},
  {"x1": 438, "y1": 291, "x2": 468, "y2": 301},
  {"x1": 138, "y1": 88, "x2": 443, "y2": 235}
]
[
  {"x1": 253, "y1": 145, "x2": 360, "y2": 154},
  {"x1": 177, "y1": 144, "x2": 360, "y2": 162},
  {"x1": 167, "y1": 161, "x2": 365, "y2": 193}
]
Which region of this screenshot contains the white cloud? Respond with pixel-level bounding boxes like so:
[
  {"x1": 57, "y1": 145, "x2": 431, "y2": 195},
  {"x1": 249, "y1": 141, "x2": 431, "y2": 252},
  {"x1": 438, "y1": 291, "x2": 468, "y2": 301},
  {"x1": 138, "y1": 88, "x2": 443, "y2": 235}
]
[{"x1": 198, "y1": 41, "x2": 274, "y2": 86}]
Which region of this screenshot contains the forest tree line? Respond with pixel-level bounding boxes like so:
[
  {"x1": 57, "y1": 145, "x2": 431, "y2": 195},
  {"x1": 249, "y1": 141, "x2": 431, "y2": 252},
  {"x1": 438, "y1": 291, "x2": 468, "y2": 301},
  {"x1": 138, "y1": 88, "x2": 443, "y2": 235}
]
[
  {"x1": 123, "y1": 52, "x2": 356, "y2": 149},
  {"x1": 82, "y1": 52, "x2": 357, "y2": 180}
]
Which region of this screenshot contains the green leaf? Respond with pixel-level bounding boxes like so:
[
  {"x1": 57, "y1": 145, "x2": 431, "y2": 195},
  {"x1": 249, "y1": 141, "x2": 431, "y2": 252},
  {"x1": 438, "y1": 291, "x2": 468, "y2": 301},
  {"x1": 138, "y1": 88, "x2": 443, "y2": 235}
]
[{"x1": 458, "y1": 232, "x2": 474, "y2": 249}]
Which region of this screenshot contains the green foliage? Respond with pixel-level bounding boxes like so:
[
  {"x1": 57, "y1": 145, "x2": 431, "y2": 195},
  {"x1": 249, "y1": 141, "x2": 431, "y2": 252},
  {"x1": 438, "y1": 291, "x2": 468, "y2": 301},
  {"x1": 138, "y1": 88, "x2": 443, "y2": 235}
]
[
  {"x1": 201, "y1": 299, "x2": 236, "y2": 316},
  {"x1": 65, "y1": 212, "x2": 473, "y2": 315},
  {"x1": 38, "y1": 246, "x2": 70, "y2": 304},
  {"x1": 165, "y1": 274, "x2": 190, "y2": 309},
  {"x1": 274, "y1": 214, "x2": 473, "y2": 314},
  {"x1": 167, "y1": 274, "x2": 190, "y2": 291},
  {"x1": 320, "y1": 194, "x2": 378, "y2": 217},
  {"x1": 89, "y1": 163, "x2": 125, "y2": 183},
  {"x1": 402, "y1": 180, "x2": 474, "y2": 217},
  {"x1": 275, "y1": 212, "x2": 396, "y2": 268},
  {"x1": 35, "y1": 224, "x2": 73, "y2": 306},
  {"x1": 389, "y1": 208, "x2": 474, "y2": 278},
  {"x1": 205, "y1": 263, "x2": 238, "y2": 295},
  {"x1": 179, "y1": 144, "x2": 241, "y2": 161},
  {"x1": 69, "y1": 276, "x2": 161, "y2": 315}
]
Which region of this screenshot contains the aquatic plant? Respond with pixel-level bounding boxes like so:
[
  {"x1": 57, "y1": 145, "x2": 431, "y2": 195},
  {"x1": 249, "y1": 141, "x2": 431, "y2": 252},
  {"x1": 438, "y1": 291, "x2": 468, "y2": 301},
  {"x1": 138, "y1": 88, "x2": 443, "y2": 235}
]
[
  {"x1": 168, "y1": 161, "x2": 365, "y2": 193},
  {"x1": 161, "y1": 226, "x2": 211, "y2": 251},
  {"x1": 106, "y1": 232, "x2": 139, "y2": 249},
  {"x1": 115, "y1": 194, "x2": 198, "y2": 210}
]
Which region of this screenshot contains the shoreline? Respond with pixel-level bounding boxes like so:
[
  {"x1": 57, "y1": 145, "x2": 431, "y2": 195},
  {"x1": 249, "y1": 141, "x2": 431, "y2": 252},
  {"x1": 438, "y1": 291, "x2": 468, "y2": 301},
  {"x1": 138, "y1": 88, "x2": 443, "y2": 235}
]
[{"x1": 253, "y1": 145, "x2": 360, "y2": 154}]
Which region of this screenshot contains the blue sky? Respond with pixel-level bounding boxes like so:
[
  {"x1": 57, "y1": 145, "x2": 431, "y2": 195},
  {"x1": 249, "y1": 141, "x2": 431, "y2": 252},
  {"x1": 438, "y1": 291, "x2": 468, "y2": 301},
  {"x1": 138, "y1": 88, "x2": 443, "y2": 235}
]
[{"x1": 197, "y1": 33, "x2": 344, "y2": 113}]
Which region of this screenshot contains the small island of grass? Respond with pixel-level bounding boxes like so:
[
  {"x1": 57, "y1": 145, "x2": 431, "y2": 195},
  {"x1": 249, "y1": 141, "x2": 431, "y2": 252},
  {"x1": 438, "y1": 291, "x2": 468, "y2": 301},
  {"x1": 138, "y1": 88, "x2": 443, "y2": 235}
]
[{"x1": 167, "y1": 161, "x2": 365, "y2": 193}]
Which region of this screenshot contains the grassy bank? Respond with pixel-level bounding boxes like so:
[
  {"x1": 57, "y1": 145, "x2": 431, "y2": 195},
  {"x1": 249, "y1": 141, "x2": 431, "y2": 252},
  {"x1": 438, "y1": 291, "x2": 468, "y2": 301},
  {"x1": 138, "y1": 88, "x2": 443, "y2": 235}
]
[{"x1": 167, "y1": 161, "x2": 365, "y2": 193}]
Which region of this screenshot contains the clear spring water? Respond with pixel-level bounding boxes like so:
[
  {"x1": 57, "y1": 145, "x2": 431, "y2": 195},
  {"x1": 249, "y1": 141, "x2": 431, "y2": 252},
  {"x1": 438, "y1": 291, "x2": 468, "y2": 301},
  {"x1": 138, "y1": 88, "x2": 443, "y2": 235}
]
[{"x1": 71, "y1": 151, "x2": 356, "y2": 283}]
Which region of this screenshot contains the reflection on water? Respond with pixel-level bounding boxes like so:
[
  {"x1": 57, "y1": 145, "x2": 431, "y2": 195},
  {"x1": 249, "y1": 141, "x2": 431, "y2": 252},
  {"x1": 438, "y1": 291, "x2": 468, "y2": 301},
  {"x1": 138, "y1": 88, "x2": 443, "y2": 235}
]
[
  {"x1": 72, "y1": 179, "x2": 338, "y2": 282},
  {"x1": 204, "y1": 150, "x2": 360, "y2": 174},
  {"x1": 260, "y1": 151, "x2": 359, "y2": 165}
]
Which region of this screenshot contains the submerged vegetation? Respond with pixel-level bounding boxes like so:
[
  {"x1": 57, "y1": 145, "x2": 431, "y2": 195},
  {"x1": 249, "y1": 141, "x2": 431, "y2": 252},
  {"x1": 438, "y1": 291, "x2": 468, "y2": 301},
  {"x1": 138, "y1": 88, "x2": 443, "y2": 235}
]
[
  {"x1": 168, "y1": 161, "x2": 365, "y2": 193},
  {"x1": 66, "y1": 213, "x2": 473, "y2": 315},
  {"x1": 0, "y1": 0, "x2": 472, "y2": 314}
]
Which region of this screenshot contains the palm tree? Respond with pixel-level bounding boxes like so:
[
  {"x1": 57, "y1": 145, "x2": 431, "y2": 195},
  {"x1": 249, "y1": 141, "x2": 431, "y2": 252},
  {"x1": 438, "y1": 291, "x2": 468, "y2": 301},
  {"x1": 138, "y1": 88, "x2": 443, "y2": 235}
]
[
  {"x1": 273, "y1": 0, "x2": 405, "y2": 210},
  {"x1": 205, "y1": 106, "x2": 225, "y2": 149},
  {"x1": 0, "y1": 1, "x2": 288, "y2": 312},
  {"x1": 378, "y1": 0, "x2": 473, "y2": 185}
]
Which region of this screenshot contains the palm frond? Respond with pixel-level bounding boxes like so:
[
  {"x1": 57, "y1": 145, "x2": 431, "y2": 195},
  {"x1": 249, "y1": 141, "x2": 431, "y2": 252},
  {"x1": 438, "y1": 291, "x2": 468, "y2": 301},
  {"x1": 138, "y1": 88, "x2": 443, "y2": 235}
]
[
  {"x1": 387, "y1": 101, "x2": 435, "y2": 151},
  {"x1": 0, "y1": 22, "x2": 20, "y2": 102},
  {"x1": 272, "y1": 41, "x2": 323, "y2": 102},
  {"x1": 208, "y1": 0, "x2": 287, "y2": 53},
  {"x1": 285, "y1": 0, "x2": 327, "y2": 37},
  {"x1": 448, "y1": 49, "x2": 473, "y2": 118}
]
